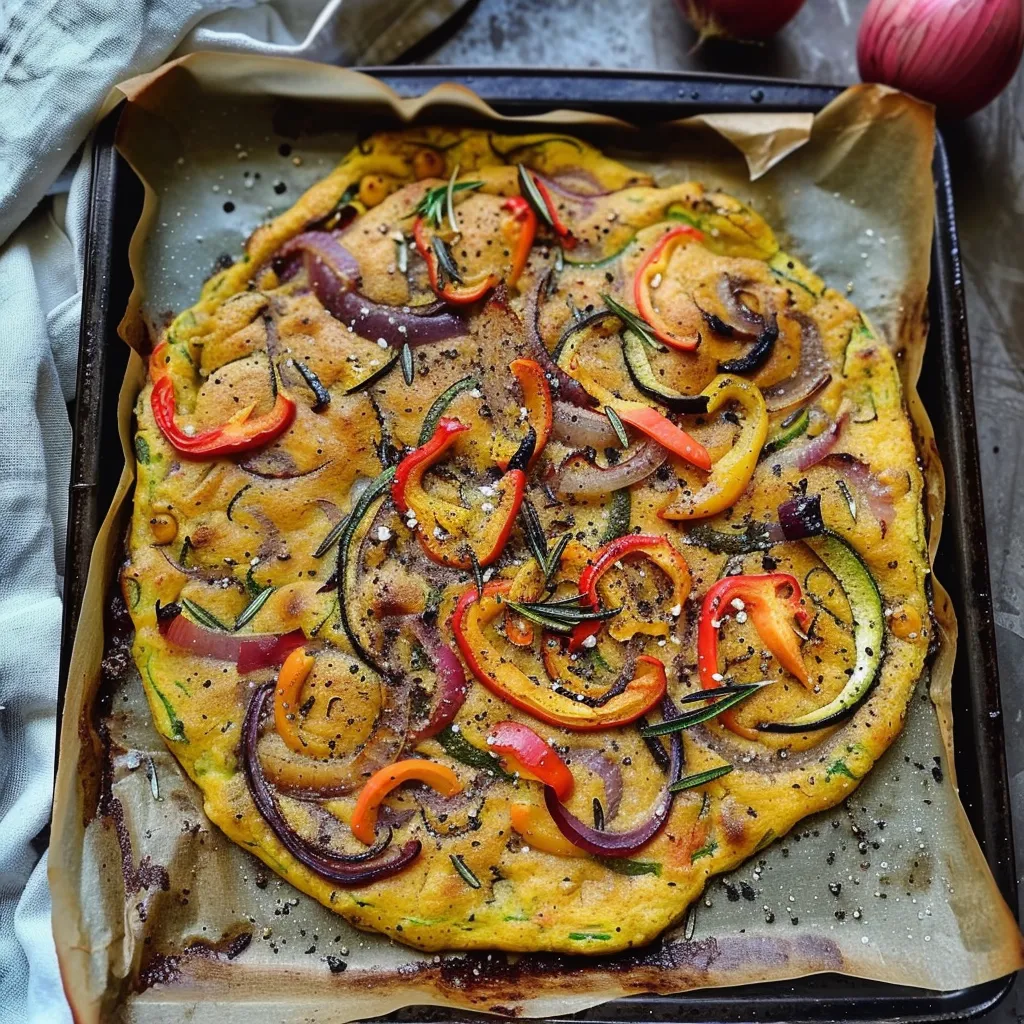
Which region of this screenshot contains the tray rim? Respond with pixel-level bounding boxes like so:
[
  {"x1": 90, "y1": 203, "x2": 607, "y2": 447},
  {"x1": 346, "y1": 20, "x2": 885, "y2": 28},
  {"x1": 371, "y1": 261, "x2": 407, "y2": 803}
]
[{"x1": 59, "y1": 66, "x2": 1016, "y2": 1024}]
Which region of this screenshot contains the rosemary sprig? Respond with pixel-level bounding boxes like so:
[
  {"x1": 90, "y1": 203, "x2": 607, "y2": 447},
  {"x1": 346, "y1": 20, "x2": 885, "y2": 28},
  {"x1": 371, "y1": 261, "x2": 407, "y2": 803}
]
[
  {"x1": 517, "y1": 164, "x2": 554, "y2": 228},
  {"x1": 639, "y1": 682, "x2": 771, "y2": 737},
  {"x1": 469, "y1": 550, "x2": 484, "y2": 599},
  {"x1": 431, "y1": 236, "x2": 462, "y2": 286},
  {"x1": 293, "y1": 358, "x2": 331, "y2": 412},
  {"x1": 400, "y1": 342, "x2": 414, "y2": 386},
  {"x1": 601, "y1": 293, "x2": 667, "y2": 352},
  {"x1": 507, "y1": 599, "x2": 620, "y2": 635},
  {"x1": 233, "y1": 586, "x2": 275, "y2": 631},
  {"x1": 180, "y1": 597, "x2": 232, "y2": 633},
  {"x1": 415, "y1": 180, "x2": 483, "y2": 229},
  {"x1": 604, "y1": 406, "x2": 629, "y2": 448},
  {"x1": 450, "y1": 853, "x2": 482, "y2": 889},
  {"x1": 519, "y1": 498, "x2": 572, "y2": 586},
  {"x1": 313, "y1": 515, "x2": 349, "y2": 559},
  {"x1": 669, "y1": 764, "x2": 735, "y2": 793}
]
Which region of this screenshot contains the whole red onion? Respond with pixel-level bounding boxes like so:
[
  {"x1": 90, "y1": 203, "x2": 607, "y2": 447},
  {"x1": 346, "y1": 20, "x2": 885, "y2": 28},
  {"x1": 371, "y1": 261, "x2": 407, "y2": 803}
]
[
  {"x1": 675, "y1": 0, "x2": 807, "y2": 41},
  {"x1": 858, "y1": 0, "x2": 1024, "y2": 118}
]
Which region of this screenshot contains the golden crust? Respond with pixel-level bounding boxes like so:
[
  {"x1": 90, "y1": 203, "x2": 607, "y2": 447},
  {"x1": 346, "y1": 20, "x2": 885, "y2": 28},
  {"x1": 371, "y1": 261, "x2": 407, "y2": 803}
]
[{"x1": 125, "y1": 128, "x2": 929, "y2": 954}]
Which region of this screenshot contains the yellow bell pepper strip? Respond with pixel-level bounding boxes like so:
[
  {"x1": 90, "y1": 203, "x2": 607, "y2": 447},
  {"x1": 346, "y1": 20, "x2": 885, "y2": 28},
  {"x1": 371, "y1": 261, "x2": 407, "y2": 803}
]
[
  {"x1": 659, "y1": 374, "x2": 768, "y2": 521},
  {"x1": 149, "y1": 342, "x2": 296, "y2": 458},
  {"x1": 697, "y1": 573, "x2": 810, "y2": 741},
  {"x1": 273, "y1": 647, "x2": 317, "y2": 755},
  {"x1": 392, "y1": 417, "x2": 530, "y2": 569},
  {"x1": 633, "y1": 225, "x2": 705, "y2": 351},
  {"x1": 486, "y1": 721, "x2": 575, "y2": 799},
  {"x1": 570, "y1": 534, "x2": 692, "y2": 652},
  {"x1": 556, "y1": 330, "x2": 711, "y2": 471},
  {"x1": 494, "y1": 358, "x2": 553, "y2": 471},
  {"x1": 510, "y1": 802, "x2": 585, "y2": 857},
  {"x1": 452, "y1": 580, "x2": 667, "y2": 731},
  {"x1": 351, "y1": 760, "x2": 462, "y2": 845}
]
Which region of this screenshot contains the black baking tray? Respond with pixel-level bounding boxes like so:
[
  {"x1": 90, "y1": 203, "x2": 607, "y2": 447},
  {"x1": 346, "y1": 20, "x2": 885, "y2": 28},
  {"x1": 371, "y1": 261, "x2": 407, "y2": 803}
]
[{"x1": 60, "y1": 68, "x2": 1016, "y2": 1023}]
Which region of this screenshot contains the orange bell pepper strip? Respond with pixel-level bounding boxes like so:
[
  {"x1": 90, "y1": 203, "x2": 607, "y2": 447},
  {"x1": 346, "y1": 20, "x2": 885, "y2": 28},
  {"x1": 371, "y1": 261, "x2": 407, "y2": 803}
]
[
  {"x1": 570, "y1": 534, "x2": 693, "y2": 651},
  {"x1": 697, "y1": 573, "x2": 810, "y2": 741},
  {"x1": 452, "y1": 580, "x2": 667, "y2": 731},
  {"x1": 510, "y1": 803, "x2": 585, "y2": 857},
  {"x1": 350, "y1": 759, "x2": 462, "y2": 845},
  {"x1": 413, "y1": 216, "x2": 498, "y2": 304},
  {"x1": 273, "y1": 647, "x2": 317, "y2": 755},
  {"x1": 501, "y1": 196, "x2": 538, "y2": 286},
  {"x1": 392, "y1": 417, "x2": 529, "y2": 569},
  {"x1": 148, "y1": 342, "x2": 296, "y2": 458},
  {"x1": 633, "y1": 225, "x2": 705, "y2": 351},
  {"x1": 486, "y1": 721, "x2": 574, "y2": 800},
  {"x1": 494, "y1": 358, "x2": 553, "y2": 471},
  {"x1": 615, "y1": 405, "x2": 712, "y2": 472}
]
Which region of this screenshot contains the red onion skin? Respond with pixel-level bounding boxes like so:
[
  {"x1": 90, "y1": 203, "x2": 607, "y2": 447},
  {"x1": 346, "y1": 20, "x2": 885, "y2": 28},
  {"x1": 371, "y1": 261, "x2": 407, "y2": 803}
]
[
  {"x1": 159, "y1": 611, "x2": 306, "y2": 674},
  {"x1": 858, "y1": 0, "x2": 1024, "y2": 118},
  {"x1": 242, "y1": 684, "x2": 422, "y2": 885},
  {"x1": 407, "y1": 619, "x2": 470, "y2": 744},
  {"x1": 676, "y1": 0, "x2": 806, "y2": 40},
  {"x1": 553, "y1": 442, "x2": 668, "y2": 499}
]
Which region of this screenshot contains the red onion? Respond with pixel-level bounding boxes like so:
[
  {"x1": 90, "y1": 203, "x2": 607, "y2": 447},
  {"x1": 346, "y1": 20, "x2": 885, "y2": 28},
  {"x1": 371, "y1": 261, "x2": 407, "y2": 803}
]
[
  {"x1": 762, "y1": 312, "x2": 832, "y2": 413},
  {"x1": 406, "y1": 619, "x2": 469, "y2": 744},
  {"x1": 159, "y1": 609, "x2": 306, "y2": 674},
  {"x1": 524, "y1": 271, "x2": 596, "y2": 408},
  {"x1": 822, "y1": 453, "x2": 895, "y2": 536},
  {"x1": 551, "y1": 401, "x2": 620, "y2": 448},
  {"x1": 715, "y1": 275, "x2": 765, "y2": 337},
  {"x1": 242, "y1": 684, "x2": 421, "y2": 885},
  {"x1": 777, "y1": 494, "x2": 826, "y2": 541},
  {"x1": 159, "y1": 548, "x2": 244, "y2": 589},
  {"x1": 675, "y1": 0, "x2": 807, "y2": 41},
  {"x1": 553, "y1": 442, "x2": 667, "y2": 498},
  {"x1": 858, "y1": 0, "x2": 1024, "y2": 118},
  {"x1": 539, "y1": 169, "x2": 611, "y2": 200},
  {"x1": 544, "y1": 697, "x2": 682, "y2": 857},
  {"x1": 571, "y1": 749, "x2": 623, "y2": 821},
  {"x1": 278, "y1": 232, "x2": 465, "y2": 346}
]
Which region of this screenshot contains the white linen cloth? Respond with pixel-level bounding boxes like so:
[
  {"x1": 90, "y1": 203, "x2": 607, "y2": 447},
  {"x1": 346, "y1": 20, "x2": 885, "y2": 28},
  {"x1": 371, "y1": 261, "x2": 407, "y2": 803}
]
[{"x1": 0, "y1": 3, "x2": 462, "y2": 1020}]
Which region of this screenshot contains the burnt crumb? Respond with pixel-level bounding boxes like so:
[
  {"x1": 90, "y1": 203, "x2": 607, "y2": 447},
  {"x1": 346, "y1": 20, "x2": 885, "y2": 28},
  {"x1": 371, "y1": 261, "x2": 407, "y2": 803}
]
[
  {"x1": 739, "y1": 882, "x2": 756, "y2": 902},
  {"x1": 723, "y1": 883, "x2": 741, "y2": 902},
  {"x1": 324, "y1": 955, "x2": 347, "y2": 973},
  {"x1": 931, "y1": 757, "x2": 943, "y2": 783},
  {"x1": 212, "y1": 252, "x2": 234, "y2": 273},
  {"x1": 222, "y1": 201, "x2": 235, "y2": 214}
]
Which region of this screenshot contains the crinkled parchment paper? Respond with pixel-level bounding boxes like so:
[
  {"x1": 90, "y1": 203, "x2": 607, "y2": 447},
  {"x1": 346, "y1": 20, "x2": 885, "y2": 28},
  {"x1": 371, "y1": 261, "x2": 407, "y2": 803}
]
[{"x1": 50, "y1": 54, "x2": 1024, "y2": 1023}]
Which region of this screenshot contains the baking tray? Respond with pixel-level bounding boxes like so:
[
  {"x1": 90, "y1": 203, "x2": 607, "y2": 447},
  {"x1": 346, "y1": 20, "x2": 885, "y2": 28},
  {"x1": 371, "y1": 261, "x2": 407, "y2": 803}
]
[{"x1": 59, "y1": 68, "x2": 1016, "y2": 1023}]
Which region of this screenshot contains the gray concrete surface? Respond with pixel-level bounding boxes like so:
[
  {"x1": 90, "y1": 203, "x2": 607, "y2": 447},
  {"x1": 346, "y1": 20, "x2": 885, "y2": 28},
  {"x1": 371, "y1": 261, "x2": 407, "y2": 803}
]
[{"x1": 417, "y1": 0, "x2": 1024, "y2": 1018}]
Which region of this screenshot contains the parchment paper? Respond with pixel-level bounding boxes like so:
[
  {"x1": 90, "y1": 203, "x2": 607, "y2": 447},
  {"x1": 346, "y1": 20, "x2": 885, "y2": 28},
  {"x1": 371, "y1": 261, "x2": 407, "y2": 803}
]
[{"x1": 50, "y1": 54, "x2": 1024, "y2": 1023}]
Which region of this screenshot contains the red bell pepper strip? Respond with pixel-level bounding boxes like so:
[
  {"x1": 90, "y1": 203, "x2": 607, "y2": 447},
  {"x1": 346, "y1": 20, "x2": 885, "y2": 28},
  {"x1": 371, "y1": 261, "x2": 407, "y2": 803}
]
[
  {"x1": 697, "y1": 573, "x2": 810, "y2": 741},
  {"x1": 633, "y1": 225, "x2": 705, "y2": 351},
  {"x1": 350, "y1": 759, "x2": 462, "y2": 845},
  {"x1": 148, "y1": 342, "x2": 296, "y2": 458},
  {"x1": 452, "y1": 580, "x2": 666, "y2": 730},
  {"x1": 523, "y1": 169, "x2": 576, "y2": 249},
  {"x1": 486, "y1": 721, "x2": 575, "y2": 800},
  {"x1": 413, "y1": 217, "x2": 498, "y2": 304},
  {"x1": 392, "y1": 417, "x2": 528, "y2": 569},
  {"x1": 570, "y1": 533, "x2": 693, "y2": 651}
]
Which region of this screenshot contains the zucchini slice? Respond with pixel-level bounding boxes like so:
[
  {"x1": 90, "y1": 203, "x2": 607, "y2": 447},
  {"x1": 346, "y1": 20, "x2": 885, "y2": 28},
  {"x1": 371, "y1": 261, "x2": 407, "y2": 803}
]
[
  {"x1": 759, "y1": 531, "x2": 884, "y2": 732},
  {"x1": 761, "y1": 406, "x2": 810, "y2": 456},
  {"x1": 621, "y1": 330, "x2": 710, "y2": 414}
]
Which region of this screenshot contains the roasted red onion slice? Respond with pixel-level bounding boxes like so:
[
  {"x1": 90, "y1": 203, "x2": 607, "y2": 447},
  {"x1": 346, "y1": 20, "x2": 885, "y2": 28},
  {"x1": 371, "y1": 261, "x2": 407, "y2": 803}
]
[
  {"x1": 242, "y1": 684, "x2": 421, "y2": 885},
  {"x1": 158, "y1": 606, "x2": 306, "y2": 674},
  {"x1": 553, "y1": 441, "x2": 667, "y2": 498},
  {"x1": 767, "y1": 410, "x2": 848, "y2": 473},
  {"x1": 551, "y1": 401, "x2": 620, "y2": 448},
  {"x1": 524, "y1": 270, "x2": 595, "y2": 408},
  {"x1": 159, "y1": 548, "x2": 244, "y2": 590},
  {"x1": 278, "y1": 231, "x2": 465, "y2": 346},
  {"x1": 538, "y1": 169, "x2": 611, "y2": 200},
  {"x1": 716, "y1": 275, "x2": 765, "y2": 337},
  {"x1": 407, "y1": 619, "x2": 469, "y2": 744},
  {"x1": 822, "y1": 453, "x2": 895, "y2": 536},
  {"x1": 544, "y1": 697, "x2": 682, "y2": 857},
  {"x1": 571, "y1": 749, "x2": 623, "y2": 821},
  {"x1": 778, "y1": 494, "x2": 825, "y2": 541},
  {"x1": 763, "y1": 312, "x2": 832, "y2": 413}
]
